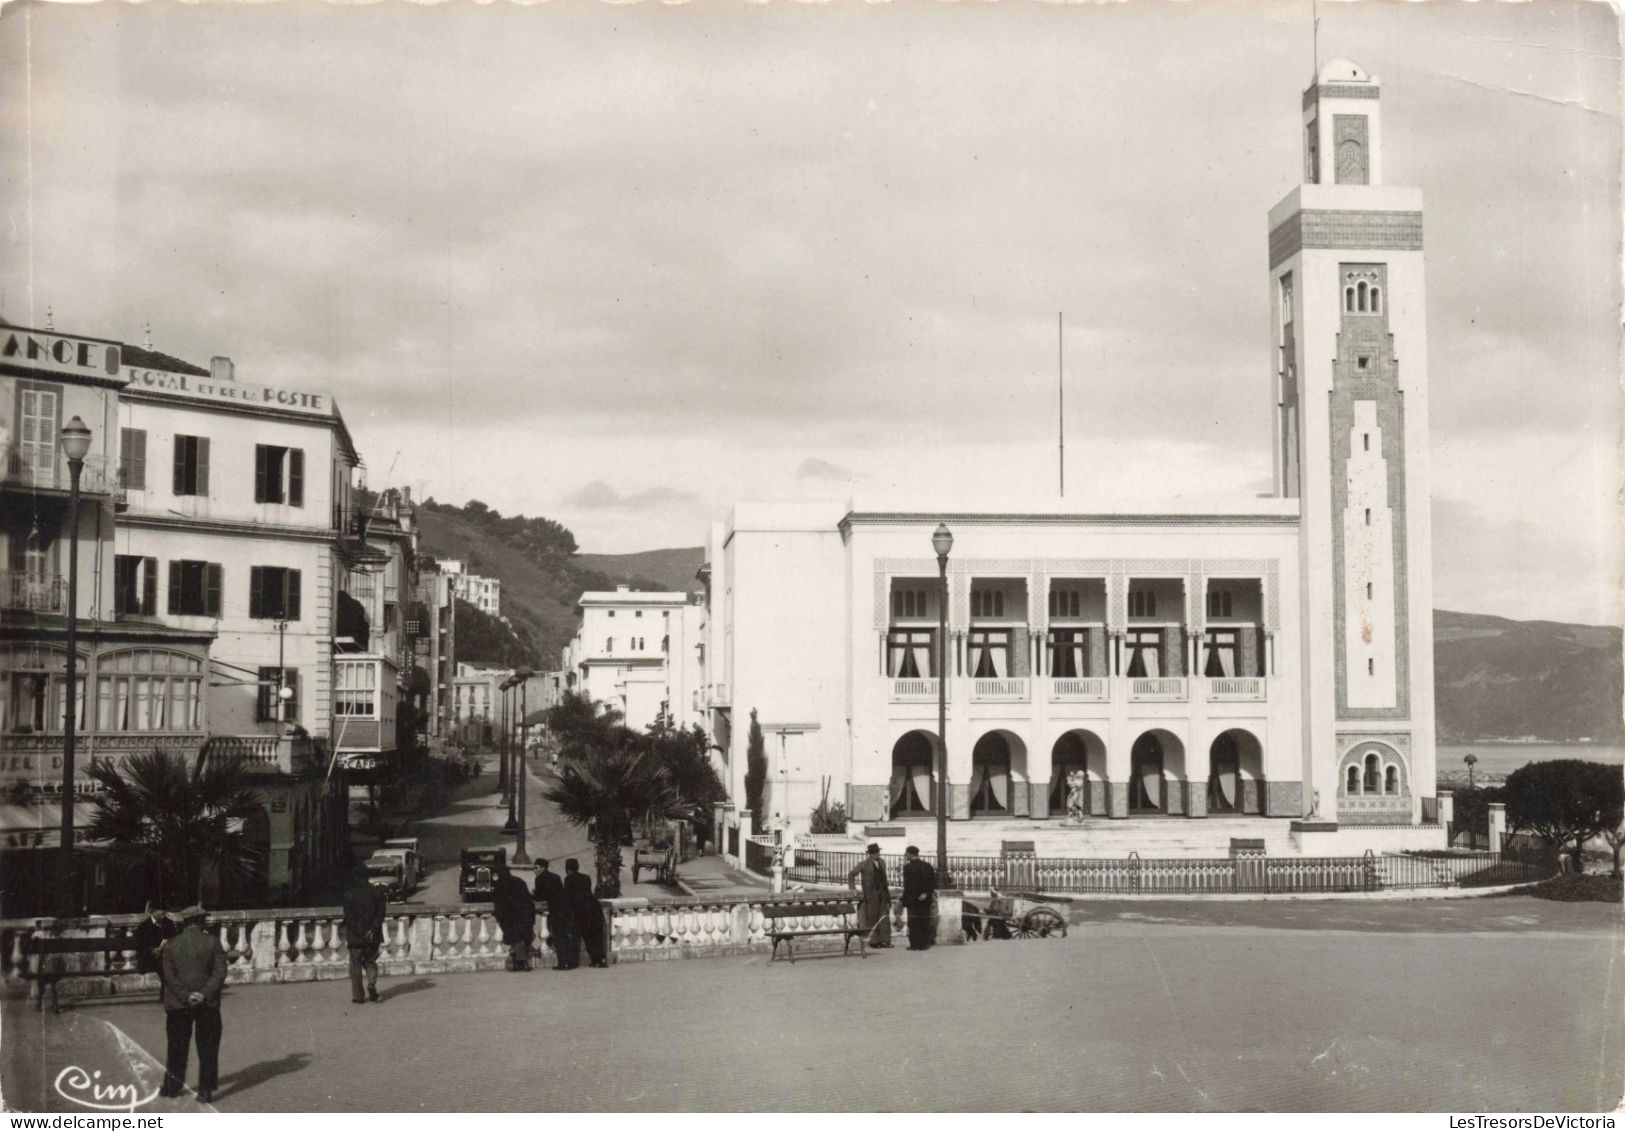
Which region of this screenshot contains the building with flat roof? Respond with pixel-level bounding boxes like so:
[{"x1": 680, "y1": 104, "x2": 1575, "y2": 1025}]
[
  {"x1": 700, "y1": 62, "x2": 1440, "y2": 857},
  {"x1": 557, "y1": 585, "x2": 704, "y2": 733}
]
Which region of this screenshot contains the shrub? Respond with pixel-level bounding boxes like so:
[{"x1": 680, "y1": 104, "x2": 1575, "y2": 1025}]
[
  {"x1": 1523, "y1": 873, "x2": 1623, "y2": 903},
  {"x1": 810, "y1": 776, "x2": 848, "y2": 834}
]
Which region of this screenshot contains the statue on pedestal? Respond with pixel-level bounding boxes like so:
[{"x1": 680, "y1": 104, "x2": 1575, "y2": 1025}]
[{"x1": 1065, "y1": 770, "x2": 1087, "y2": 824}]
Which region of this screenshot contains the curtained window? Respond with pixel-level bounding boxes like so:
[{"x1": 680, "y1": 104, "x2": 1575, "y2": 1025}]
[
  {"x1": 1048, "y1": 629, "x2": 1087, "y2": 678},
  {"x1": 1125, "y1": 630, "x2": 1161, "y2": 678},
  {"x1": 1204, "y1": 630, "x2": 1237, "y2": 677},
  {"x1": 968, "y1": 630, "x2": 1009, "y2": 678},
  {"x1": 887, "y1": 630, "x2": 936, "y2": 678}
]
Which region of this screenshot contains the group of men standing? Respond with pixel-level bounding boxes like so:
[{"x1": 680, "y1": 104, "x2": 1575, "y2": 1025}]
[
  {"x1": 491, "y1": 857, "x2": 606, "y2": 971},
  {"x1": 848, "y1": 843, "x2": 938, "y2": 950}
]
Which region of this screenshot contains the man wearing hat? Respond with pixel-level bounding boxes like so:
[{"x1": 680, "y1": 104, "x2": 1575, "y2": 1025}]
[
  {"x1": 159, "y1": 906, "x2": 228, "y2": 1102},
  {"x1": 846, "y1": 844, "x2": 893, "y2": 948},
  {"x1": 900, "y1": 846, "x2": 938, "y2": 950}
]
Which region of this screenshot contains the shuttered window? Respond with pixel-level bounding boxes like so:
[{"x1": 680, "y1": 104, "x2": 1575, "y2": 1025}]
[
  {"x1": 168, "y1": 561, "x2": 222, "y2": 617},
  {"x1": 249, "y1": 566, "x2": 302, "y2": 621},
  {"x1": 254, "y1": 445, "x2": 305, "y2": 506},
  {"x1": 114, "y1": 555, "x2": 158, "y2": 616},
  {"x1": 119, "y1": 428, "x2": 147, "y2": 491},
  {"x1": 173, "y1": 435, "x2": 209, "y2": 496}
]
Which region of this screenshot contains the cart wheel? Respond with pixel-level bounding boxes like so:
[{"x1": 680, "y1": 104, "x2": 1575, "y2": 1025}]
[{"x1": 1013, "y1": 907, "x2": 1067, "y2": 938}]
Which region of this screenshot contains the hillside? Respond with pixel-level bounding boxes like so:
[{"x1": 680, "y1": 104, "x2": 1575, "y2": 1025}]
[
  {"x1": 415, "y1": 505, "x2": 689, "y2": 665},
  {"x1": 573, "y1": 548, "x2": 705, "y2": 595},
  {"x1": 1432, "y1": 609, "x2": 1623, "y2": 743}
]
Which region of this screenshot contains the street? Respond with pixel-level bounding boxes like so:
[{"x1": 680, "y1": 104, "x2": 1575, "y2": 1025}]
[{"x1": 4, "y1": 895, "x2": 1618, "y2": 1112}]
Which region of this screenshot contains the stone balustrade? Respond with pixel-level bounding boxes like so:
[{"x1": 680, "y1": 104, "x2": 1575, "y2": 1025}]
[{"x1": 1, "y1": 890, "x2": 969, "y2": 999}]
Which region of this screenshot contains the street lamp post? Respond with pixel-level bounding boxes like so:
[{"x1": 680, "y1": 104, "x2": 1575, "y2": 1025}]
[
  {"x1": 512, "y1": 670, "x2": 534, "y2": 865},
  {"x1": 501, "y1": 676, "x2": 519, "y2": 835},
  {"x1": 498, "y1": 679, "x2": 510, "y2": 798},
  {"x1": 57, "y1": 416, "x2": 92, "y2": 916},
  {"x1": 931, "y1": 522, "x2": 954, "y2": 889}
]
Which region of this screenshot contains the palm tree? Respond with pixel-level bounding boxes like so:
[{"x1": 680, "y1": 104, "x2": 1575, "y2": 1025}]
[
  {"x1": 542, "y1": 745, "x2": 691, "y2": 897},
  {"x1": 86, "y1": 750, "x2": 265, "y2": 908}
]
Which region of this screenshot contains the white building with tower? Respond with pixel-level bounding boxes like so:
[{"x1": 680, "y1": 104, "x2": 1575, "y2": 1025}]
[{"x1": 700, "y1": 61, "x2": 1442, "y2": 856}]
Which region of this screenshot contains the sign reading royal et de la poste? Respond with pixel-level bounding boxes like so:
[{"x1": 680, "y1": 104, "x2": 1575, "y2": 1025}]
[
  {"x1": 0, "y1": 327, "x2": 122, "y2": 380},
  {"x1": 124, "y1": 365, "x2": 330, "y2": 416}
]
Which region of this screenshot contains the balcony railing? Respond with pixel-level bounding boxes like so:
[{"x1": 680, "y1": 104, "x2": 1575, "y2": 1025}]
[
  {"x1": 971, "y1": 678, "x2": 1029, "y2": 703},
  {"x1": 1128, "y1": 677, "x2": 1187, "y2": 702},
  {"x1": 0, "y1": 572, "x2": 65, "y2": 614},
  {"x1": 889, "y1": 678, "x2": 939, "y2": 703},
  {"x1": 1049, "y1": 677, "x2": 1109, "y2": 703},
  {"x1": 1, "y1": 445, "x2": 117, "y2": 495},
  {"x1": 1208, "y1": 676, "x2": 1266, "y2": 702}
]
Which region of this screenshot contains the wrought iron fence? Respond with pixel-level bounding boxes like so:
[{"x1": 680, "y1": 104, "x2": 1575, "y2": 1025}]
[
  {"x1": 743, "y1": 836, "x2": 777, "y2": 875},
  {"x1": 785, "y1": 844, "x2": 1560, "y2": 895}
]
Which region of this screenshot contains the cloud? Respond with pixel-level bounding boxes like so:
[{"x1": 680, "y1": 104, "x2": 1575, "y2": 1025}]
[
  {"x1": 562, "y1": 480, "x2": 699, "y2": 512},
  {"x1": 796, "y1": 456, "x2": 855, "y2": 482}
]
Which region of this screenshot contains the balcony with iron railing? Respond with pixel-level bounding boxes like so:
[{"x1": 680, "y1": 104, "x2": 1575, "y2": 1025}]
[
  {"x1": 0, "y1": 572, "x2": 65, "y2": 614},
  {"x1": 1208, "y1": 676, "x2": 1266, "y2": 702},
  {"x1": 1048, "y1": 677, "x2": 1109, "y2": 703},
  {"x1": 1, "y1": 445, "x2": 118, "y2": 496}
]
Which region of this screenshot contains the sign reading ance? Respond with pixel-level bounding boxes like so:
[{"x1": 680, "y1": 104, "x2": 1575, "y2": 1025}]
[
  {"x1": 0, "y1": 329, "x2": 121, "y2": 379},
  {"x1": 126, "y1": 367, "x2": 329, "y2": 415}
]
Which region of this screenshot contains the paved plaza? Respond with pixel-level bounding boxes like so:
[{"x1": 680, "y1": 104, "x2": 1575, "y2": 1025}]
[{"x1": 3, "y1": 895, "x2": 1619, "y2": 1113}]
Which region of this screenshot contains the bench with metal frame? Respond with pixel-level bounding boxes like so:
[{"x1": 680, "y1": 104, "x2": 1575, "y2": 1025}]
[{"x1": 762, "y1": 899, "x2": 868, "y2": 964}]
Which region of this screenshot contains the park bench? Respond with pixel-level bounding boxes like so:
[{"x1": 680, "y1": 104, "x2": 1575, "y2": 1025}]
[
  {"x1": 762, "y1": 899, "x2": 867, "y2": 964},
  {"x1": 19, "y1": 933, "x2": 152, "y2": 1010}
]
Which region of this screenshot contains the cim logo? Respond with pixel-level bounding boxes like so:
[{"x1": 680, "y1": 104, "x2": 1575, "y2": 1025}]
[
  {"x1": 53, "y1": 1065, "x2": 159, "y2": 1112},
  {"x1": 0, "y1": 328, "x2": 121, "y2": 378}
]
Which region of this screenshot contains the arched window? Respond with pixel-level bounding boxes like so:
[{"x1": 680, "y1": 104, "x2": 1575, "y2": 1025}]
[
  {"x1": 1345, "y1": 287, "x2": 1355, "y2": 313},
  {"x1": 1363, "y1": 753, "x2": 1381, "y2": 793},
  {"x1": 96, "y1": 649, "x2": 204, "y2": 733},
  {"x1": 1385, "y1": 765, "x2": 1399, "y2": 795},
  {"x1": 1357, "y1": 281, "x2": 1368, "y2": 312},
  {"x1": 1346, "y1": 764, "x2": 1360, "y2": 794},
  {"x1": 1370, "y1": 286, "x2": 1381, "y2": 313}
]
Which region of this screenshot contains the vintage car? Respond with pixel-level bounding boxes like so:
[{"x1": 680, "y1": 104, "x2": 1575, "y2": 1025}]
[
  {"x1": 459, "y1": 847, "x2": 507, "y2": 901},
  {"x1": 382, "y1": 838, "x2": 429, "y2": 881},
  {"x1": 370, "y1": 848, "x2": 421, "y2": 896},
  {"x1": 364, "y1": 853, "x2": 410, "y2": 899}
]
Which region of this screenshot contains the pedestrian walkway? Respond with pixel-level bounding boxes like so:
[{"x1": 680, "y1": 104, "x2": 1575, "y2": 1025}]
[
  {"x1": 674, "y1": 854, "x2": 769, "y2": 898},
  {"x1": 11, "y1": 901, "x2": 1619, "y2": 1112}
]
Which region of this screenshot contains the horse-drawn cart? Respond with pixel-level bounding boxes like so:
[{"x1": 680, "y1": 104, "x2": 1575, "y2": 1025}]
[
  {"x1": 963, "y1": 889, "x2": 1069, "y2": 940},
  {"x1": 632, "y1": 840, "x2": 677, "y2": 884}
]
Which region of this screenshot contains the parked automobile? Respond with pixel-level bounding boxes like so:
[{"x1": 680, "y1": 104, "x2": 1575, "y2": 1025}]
[
  {"x1": 459, "y1": 847, "x2": 507, "y2": 901},
  {"x1": 382, "y1": 838, "x2": 428, "y2": 881},
  {"x1": 365, "y1": 853, "x2": 410, "y2": 899}
]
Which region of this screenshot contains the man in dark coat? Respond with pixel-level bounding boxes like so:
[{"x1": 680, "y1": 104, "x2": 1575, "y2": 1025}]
[
  {"x1": 563, "y1": 858, "x2": 605, "y2": 968},
  {"x1": 491, "y1": 864, "x2": 537, "y2": 971},
  {"x1": 159, "y1": 906, "x2": 227, "y2": 1102},
  {"x1": 343, "y1": 869, "x2": 389, "y2": 1003},
  {"x1": 532, "y1": 858, "x2": 568, "y2": 968},
  {"x1": 900, "y1": 846, "x2": 937, "y2": 951},
  {"x1": 133, "y1": 902, "x2": 178, "y2": 981},
  {"x1": 847, "y1": 843, "x2": 893, "y2": 948}
]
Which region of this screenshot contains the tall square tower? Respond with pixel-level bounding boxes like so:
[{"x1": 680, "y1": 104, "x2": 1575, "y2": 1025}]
[{"x1": 1268, "y1": 60, "x2": 1437, "y2": 825}]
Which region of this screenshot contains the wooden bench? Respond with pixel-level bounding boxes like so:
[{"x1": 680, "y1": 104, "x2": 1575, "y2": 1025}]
[
  {"x1": 762, "y1": 900, "x2": 867, "y2": 964},
  {"x1": 20, "y1": 934, "x2": 153, "y2": 1011}
]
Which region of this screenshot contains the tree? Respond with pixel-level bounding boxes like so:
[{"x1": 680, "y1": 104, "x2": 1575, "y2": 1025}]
[
  {"x1": 1603, "y1": 821, "x2": 1625, "y2": 879},
  {"x1": 1450, "y1": 785, "x2": 1504, "y2": 849},
  {"x1": 453, "y1": 598, "x2": 536, "y2": 668},
  {"x1": 86, "y1": 750, "x2": 265, "y2": 908},
  {"x1": 744, "y1": 708, "x2": 767, "y2": 827},
  {"x1": 645, "y1": 712, "x2": 726, "y2": 846},
  {"x1": 546, "y1": 691, "x2": 625, "y2": 752},
  {"x1": 1503, "y1": 760, "x2": 1624, "y2": 872},
  {"x1": 542, "y1": 744, "x2": 691, "y2": 898}
]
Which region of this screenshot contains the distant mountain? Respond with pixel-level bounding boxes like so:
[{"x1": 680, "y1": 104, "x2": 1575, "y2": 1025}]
[
  {"x1": 573, "y1": 548, "x2": 705, "y2": 595},
  {"x1": 1433, "y1": 609, "x2": 1622, "y2": 744}
]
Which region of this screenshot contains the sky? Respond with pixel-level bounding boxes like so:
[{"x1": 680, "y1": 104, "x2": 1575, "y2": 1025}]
[{"x1": 1, "y1": 0, "x2": 1619, "y2": 626}]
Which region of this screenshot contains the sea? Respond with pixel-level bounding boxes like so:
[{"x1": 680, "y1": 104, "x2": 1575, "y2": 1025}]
[{"x1": 1438, "y1": 743, "x2": 1625, "y2": 780}]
